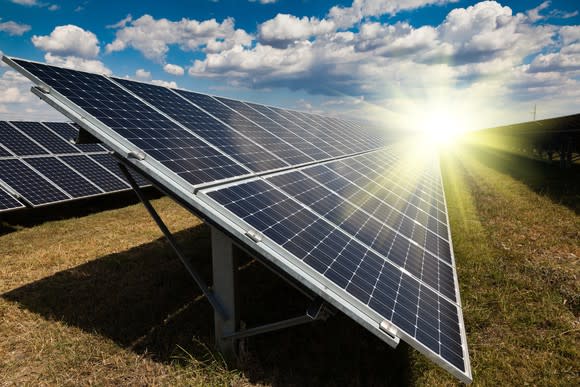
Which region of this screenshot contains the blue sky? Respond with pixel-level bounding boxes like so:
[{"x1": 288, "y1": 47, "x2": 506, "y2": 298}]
[{"x1": 0, "y1": 0, "x2": 579, "y2": 129}]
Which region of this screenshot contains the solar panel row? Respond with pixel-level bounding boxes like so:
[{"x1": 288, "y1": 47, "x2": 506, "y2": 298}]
[
  {"x1": 5, "y1": 56, "x2": 471, "y2": 382},
  {"x1": 0, "y1": 120, "x2": 148, "y2": 209}
]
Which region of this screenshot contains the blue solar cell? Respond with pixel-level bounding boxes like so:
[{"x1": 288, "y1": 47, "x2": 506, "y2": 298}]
[
  {"x1": 113, "y1": 78, "x2": 288, "y2": 172},
  {"x1": 11, "y1": 121, "x2": 80, "y2": 154},
  {"x1": 0, "y1": 186, "x2": 25, "y2": 212},
  {"x1": 0, "y1": 121, "x2": 48, "y2": 156},
  {"x1": 25, "y1": 157, "x2": 103, "y2": 198},
  {"x1": 0, "y1": 158, "x2": 69, "y2": 205},
  {"x1": 59, "y1": 155, "x2": 130, "y2": 193},
  {"x1": 12, "y1": 59, "x2": 249, "y2": 185},
  {"x1": 0, "y1": 143, "x2": 12, "y2": 157}
]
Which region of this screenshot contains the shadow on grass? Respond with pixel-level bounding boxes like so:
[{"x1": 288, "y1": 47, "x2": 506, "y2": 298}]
[
  {"x1": 0, "y1": 188, "x2": 162, "y2": 237},
  {"x1": 465, "y1": 144, "x2": 580, "y2": 214},
  {"x1": 2, "y1": 222, "x2": 411, "y2": 386}
]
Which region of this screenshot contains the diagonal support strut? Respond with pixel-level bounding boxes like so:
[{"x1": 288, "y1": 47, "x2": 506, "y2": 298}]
[{"x1": 118, "y1": 162, "x2": 228, "y2": 320}]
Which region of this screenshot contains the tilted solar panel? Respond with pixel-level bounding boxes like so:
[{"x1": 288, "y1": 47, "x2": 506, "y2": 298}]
[
  {"x1": 24, "y1": 156, "x2": 104, "y2": 199},
  {"x1": 0, "y1": 120, "x2": 151, "y2": 211},
  {"x1": 0, "y1": 185, "x2": 25, "y2": 212},
  {"x1": 4, "y1": 56, "x2": 471, "y2": 383},
  {"x1": 11, "y1": 121, "x2": 81, "y2": 154},
  {"x1": 60, "y1": 155, "x2": 129, "y2": 193},
  {"x1": 0, "y1": 158, "x2": 70, "y2": 205},
  {"x1": 0, "y1": 121, "x2": 49, "y2": 156}
]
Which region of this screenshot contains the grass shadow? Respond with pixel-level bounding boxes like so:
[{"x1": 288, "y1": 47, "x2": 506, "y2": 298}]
[
  {"x1": 2, "y1": 223, "x2": 411, "y2": 386},
  {"x1": 464, "y1": 144, "x2": 580, "y2": 214},
  {"x1": 0, "y1": 188, "x2": 162, "y2": 237}
]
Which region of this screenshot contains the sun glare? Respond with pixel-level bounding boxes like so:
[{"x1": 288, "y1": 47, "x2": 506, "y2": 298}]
[{"x1": 414, "y1": 107, "x2": 471, "y2": 147}]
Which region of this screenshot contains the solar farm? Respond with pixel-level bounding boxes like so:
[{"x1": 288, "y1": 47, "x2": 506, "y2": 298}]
[{"x1": 1, "y1": 56, "x2": 578, "y2": 386}]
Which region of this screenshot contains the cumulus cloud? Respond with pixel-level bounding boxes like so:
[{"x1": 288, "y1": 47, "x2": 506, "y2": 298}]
[
  {"x1": 249, "y1": 0, "x2": 278, "y2": 4},
  {"x1": 32, "y1": 25, "x2": 100, "y2": 58},
  {"x1": 527, "y1": 1, "x2": 578, "y2": 23},
  {"x1": 44, "y1": 53, "x2": 112, "y2": 75},
  {"x1": 163, "y1": 63, "x2": 184, "y2": 76},
  {"x1": 258, "y1": 14, "x2": 336, "y2": 48},
  {"x1": 328, "y1": 0, "x2": 459, "y2": 29},
  {"x1": 151, "y1": 79, "x2": 178, "y2": 88},
  {"x1": 0, "y1": 20, "x2": 31, "y2": 36},
  {"x1": 135, "y1": 68, "x2": 151, "y2": 79},
  {"x1": 105, "y1": 15, "x2": 252, "y2": 62},
  {"x1": 0, "y1": 68, "x2": 63, "y2": 120}
]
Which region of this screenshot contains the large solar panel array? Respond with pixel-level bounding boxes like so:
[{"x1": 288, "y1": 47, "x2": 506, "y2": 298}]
[
  {"x1": 0, "y1": 120, "x2": 149, "y2": 211},
  {"x1": 4, "y1": 56, "x2": 471, "y2": 383}
]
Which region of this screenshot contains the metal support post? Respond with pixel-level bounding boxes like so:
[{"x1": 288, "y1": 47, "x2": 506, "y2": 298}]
[{"x1": 211, "y1": 226, "x2": 238, "y2": 359}]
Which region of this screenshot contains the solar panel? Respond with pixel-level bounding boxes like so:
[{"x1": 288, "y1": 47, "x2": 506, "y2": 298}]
[
  {"x1": 113, "y1": 78, "x2": 290, "y2": 172},
  {"x1": 0, "y1": 158, "x2": 70, "y2": 205},
  {"x1": 10, "y1": 59, "x2": 249, "y2": 186},
  {"x1": 5, "y1": 56, "x2": 471, "y2": 383},
  {"x1": 24, "y1": 156, "x2": 104, "y2": 199},
  {"x1": 60, "y1": 154, "x2": 129, "y2": 192},
  {"x1": 0, "y1": 121, "x2": 49, "y2": 156},
  {"x1": 42, "y1": 121, "x2": 78, "y2": 141},
  {"x1": 0, "y1": 185, "x2": 25, "y2": 212},
  {"x1": 0, "y1": 120, "x2": 153, "y2": 211},
  {"x1": 11, "y1": 121, "x2": 81, "y2": 154}
]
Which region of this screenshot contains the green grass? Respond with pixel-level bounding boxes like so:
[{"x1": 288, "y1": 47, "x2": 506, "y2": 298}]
[{"x1": 0, "y1": 148, "x2": 578, "y2": 385}]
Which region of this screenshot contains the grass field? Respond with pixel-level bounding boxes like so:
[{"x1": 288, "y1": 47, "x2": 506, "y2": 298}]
[{"x1": 0, "y1": 147, "x2": 578, "y2": 386}]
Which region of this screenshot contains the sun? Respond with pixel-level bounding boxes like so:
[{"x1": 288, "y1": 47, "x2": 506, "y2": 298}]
[{"x1": 413, "y1": 106, "x2": 471, "y2": 146}]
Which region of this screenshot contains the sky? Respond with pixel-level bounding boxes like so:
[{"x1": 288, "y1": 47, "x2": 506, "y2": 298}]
[{"x1": 0, "y1": 0, "x2": 579, "y2": 130}]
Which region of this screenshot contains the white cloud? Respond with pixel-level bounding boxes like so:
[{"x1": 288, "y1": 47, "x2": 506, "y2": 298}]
[
  {"x1": 107, "y1": 14, "x2": 132, "y2": 29},
  {"x1": 151, "y1": 79, "x2": 178, "y2": 88},
  {"x1": 527, "y1": 1, "x2": 550, "y2": 22},
  {"x1": 249, "y1": 0, "x2": 279, "y2": 4},
  {"x1": 328, "y1": 0, "x2": 458, "y2": 29},
  {"x1": 163, "y1": 63, "x2": 184, "y2": 76},
  {"x1": 527, "y1": 1, "x2": 578, "y2": 23},
  {"x1": 44, "y1": 53, "x2": 112, "y2": 75},
  {"x1": 105, "y1": 15, "x2": 252, "y2": 62},
  {"x1": 258, "y1": 14, "x2": 336, "y2": 47},
  {"x1": 0, "y1": 68, "x2": 63, "y2": 120},
  {"x1": 32, "y1": 25, "x2": 100, "y2": 58},
  {"x1": 135, "y1": 68, "x2": 151, "y2": 79},
  {"x1": 0, "y1": 70, "x2": 30, "y2": 103},
  {"x1": 48, "y1": 4, "x2": 59, "y2": 11},
  {"x1": 0, "y1": 20, "x2": 31, "y2": 36},
  {"x1": 10, "y1": 0, "x2": 38, "y2": 5}
]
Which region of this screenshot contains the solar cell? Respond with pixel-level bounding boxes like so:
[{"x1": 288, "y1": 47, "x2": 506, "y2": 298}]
[
  {"x1": 11, "y1": 121, "x2": 80, "y2": 154},
  {"x1": 12, "y1": 59, "x2": 250, "y2": 185},
  {"x1": 0, "y1": 121, "x2": 49, "y2": 156},
  {"x1": 59, "y1": 155, "x2": 129, "y2": 193},
  {"x1": 24, "y1": 157, "x2": 103, "y2": 198},
  {"x1": 0, "y1": 185, "x2": 25, "y2": 212},
  {"x1": 0, "y1": 158, "x2": 70, "y2": 205},
  {"x1": 113, "y1": 78, "x2": 289, "y2": 172}
]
